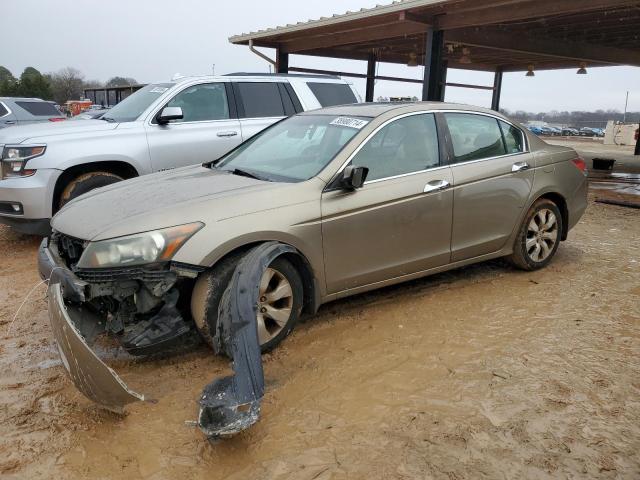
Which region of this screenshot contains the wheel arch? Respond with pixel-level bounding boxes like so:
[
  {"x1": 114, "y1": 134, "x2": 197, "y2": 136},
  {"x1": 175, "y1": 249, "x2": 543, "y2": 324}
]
[
  {"x1": 52, "y1": 161, "x2": 139, "y2": 212},
  {"x1": 205, "y1": 240, "x2": 320, "y2": 315},
  {"x1": 536, "y1": 191, "x2": 569, "y2": 241}
]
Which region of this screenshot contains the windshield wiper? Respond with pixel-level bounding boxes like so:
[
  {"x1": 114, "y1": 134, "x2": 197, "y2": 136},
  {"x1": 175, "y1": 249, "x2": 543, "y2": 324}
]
[
  {"x1": 101, "y1": 116, "x2": 116, "y2": 123},
  {"x1": 231, "y1": 168, "x2": 269, "y2": 181}
]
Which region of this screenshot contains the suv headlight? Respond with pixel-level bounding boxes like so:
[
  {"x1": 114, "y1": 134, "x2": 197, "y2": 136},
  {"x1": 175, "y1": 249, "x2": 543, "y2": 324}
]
[
  {"x1": 77, "y1": 223, "x2": 204, "y2": 269},
  {"x1": 1, "y1": 145, "x2": 46, "y2": 178}
]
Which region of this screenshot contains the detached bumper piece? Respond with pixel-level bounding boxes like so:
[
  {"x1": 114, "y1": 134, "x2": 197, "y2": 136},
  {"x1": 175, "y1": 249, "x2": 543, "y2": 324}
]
[
  {"x1": 198, "y1": 242, "x2": 296, "y2": 440},
  {"x1": 48, "y1": 283, "x2": 145, "y2": 412}
]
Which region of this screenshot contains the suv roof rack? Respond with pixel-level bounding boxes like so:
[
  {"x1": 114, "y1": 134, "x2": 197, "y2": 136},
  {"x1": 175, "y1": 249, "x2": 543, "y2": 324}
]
[{"x1": 224, "y1": 72, "x2": 340, "y2": 80}]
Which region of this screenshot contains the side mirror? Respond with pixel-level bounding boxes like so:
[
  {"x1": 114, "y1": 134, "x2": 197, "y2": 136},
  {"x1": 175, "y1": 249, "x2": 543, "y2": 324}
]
[
  {"x1": 156, "y1": 106, "x2": 183, "y2": 124},
  {"x1": 340, "y1": 165, "x2": 369, "y2": 190}
]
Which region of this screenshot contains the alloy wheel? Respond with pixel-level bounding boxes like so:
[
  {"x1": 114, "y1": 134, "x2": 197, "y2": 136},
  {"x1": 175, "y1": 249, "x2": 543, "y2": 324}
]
[
  {"x1": 256, "y1": 267, "x2": 293, "y2": 345},
  {"x1": 526, "y1": 208, "x2": 558, "y2": 262}
]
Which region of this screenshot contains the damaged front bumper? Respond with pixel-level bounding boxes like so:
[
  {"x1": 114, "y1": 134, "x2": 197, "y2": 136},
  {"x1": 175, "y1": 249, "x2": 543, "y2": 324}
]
[{"x1": 39, "y1": 238, "x2": 290, "y2": 439}]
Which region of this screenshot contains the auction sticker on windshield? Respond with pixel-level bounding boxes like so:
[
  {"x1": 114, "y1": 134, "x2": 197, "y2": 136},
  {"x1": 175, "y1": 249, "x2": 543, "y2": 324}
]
[{"x1": 330, "y1": 117, "x2": 369, "y2": 129}]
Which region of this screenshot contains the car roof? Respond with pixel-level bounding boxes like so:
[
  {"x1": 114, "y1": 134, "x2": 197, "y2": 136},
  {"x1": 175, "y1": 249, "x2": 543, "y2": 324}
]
[
  {"x1": 300, "y1": 101, "x2": 508, "y2": 119},
  {"x1": 170, "y1": 73, "x2": 345, "y2": 84},
  {"x1": 0, "y1": 97, "x2": 48, "y2": 102}
]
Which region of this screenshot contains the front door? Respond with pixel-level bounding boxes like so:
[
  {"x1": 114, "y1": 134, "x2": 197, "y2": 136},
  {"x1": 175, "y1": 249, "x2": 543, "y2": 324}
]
[
  {"x1": 443, "y1": 112, "x2": 535, "y2": 261},
  {"x1": 145, "y1": 82, "x2": 242, "y2": 172},
  {"x1": 321, "y1": 113, "x2": 453, "y2": 294}
]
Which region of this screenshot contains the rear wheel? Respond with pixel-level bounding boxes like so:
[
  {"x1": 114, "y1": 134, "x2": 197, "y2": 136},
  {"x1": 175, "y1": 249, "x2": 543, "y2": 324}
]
[
  {"x1": 59, "y1": 171, "x2": 123, "y2": 208},
  {"x1": 508, "y1": 199, "x2": 562, "y2": 271},
  {"x1": 191, "y1": 255, "x2": 303, "y2": 353}
]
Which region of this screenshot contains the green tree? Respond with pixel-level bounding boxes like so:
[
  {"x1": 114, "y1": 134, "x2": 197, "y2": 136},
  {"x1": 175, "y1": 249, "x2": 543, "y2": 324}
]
[
  {"x1": 0, "y1": 66, "x2": 18, "y2": 96},
  {"x1": 105, "y1": 76, "x2": 137, "y2": 87},
  {"x1": 17, "y1": 67, "x2": 53, "y2": 100}
]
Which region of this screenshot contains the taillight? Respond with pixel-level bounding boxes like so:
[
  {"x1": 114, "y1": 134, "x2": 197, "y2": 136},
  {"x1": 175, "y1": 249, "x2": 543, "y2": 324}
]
[
  {"x1": 572, "y1": 157, "x2": 587, "y2": 174},
  {"x1": 49, "y1": 117, "x2": 65, "y2": 122}
]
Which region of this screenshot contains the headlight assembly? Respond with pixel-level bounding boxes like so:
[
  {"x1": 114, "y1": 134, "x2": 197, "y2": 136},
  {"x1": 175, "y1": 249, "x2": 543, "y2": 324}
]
[
  {"x1": 77, "y1": 222, "x2": 204, "y2": 269},
  {"x1": 1, "y1": 145, "x2": 46, "y2": 178}
]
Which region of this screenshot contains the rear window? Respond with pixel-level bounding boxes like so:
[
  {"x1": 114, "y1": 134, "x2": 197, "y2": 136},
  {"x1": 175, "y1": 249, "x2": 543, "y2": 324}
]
[
  {"x1": 15, "y1": 101, "x2": 61, "y2": 117},
  {"x1": 307, "y1": 83, "x2": 357, "y2": 107},
  {"x1": 236, "y1": 82, "x2": 285, "y2": 118},
  {"x1": 0, "y1": 103, "x2": 8, "y2": 117}
]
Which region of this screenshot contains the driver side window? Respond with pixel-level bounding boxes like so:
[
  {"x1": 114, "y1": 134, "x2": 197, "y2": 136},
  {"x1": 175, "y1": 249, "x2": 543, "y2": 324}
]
[
  {"x1": 165, "y1": 83, "x2": 229, "y2": 123},
  {"x1": 350, "y1": 113, "x2": 439, "y2": 182}
]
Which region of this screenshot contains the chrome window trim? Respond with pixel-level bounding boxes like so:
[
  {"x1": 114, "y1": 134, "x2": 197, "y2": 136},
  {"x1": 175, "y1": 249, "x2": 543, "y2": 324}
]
[
  {"x1": 0, "y1": 101, "x2": 12, "y2": 119},
  {"x1": 327, "y1": 109, "x2": 530, "y2": 188}
]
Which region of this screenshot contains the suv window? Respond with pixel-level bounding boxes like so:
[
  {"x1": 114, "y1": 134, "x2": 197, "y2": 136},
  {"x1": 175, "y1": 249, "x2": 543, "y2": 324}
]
[
  {"x1": 236, "y1": 82, "x2": 285, "y2": 118},
  {"x1": 165, "y1": 83, "x2": 229, "y2": 122},
  {"x1": 351, "y1": 113, "x2": 439, "y2": 181},
  {"x1": 15, "y1": 101, "x2": 60, "y2": 117},
  {"x1": 445, "y1": 113, "x2": 507, "y2": 163},
  {"x1": 307, "y1": 82, "x2": 357, "y2": 107},
  {"x1": 499, "y1": 120, "x2": 525, "y2": 154},
  {"x1": 0, "y1": 103, "x2": 8, "y2": 117}
]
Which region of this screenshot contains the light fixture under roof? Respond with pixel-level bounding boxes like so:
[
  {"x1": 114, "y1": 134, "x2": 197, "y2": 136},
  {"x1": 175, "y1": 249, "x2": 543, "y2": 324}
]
[
  {"x1": 577, "y1": 62, "x2": 588, "y2": 74},
  {"x1": 407, "y1": 51, "x2": 418, "y2": 67},
  {"x1": 459, "y1": 47, "x2": 472, "y2": 64},
  {"x1": 526, "y1": 64, "x2": 535, "y2": 77}
]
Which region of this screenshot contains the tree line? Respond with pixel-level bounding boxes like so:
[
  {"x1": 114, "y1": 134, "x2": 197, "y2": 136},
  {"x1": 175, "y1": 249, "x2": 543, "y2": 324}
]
[{"x1": 0, "y1": 66, "x2": 137, "y2": 105}]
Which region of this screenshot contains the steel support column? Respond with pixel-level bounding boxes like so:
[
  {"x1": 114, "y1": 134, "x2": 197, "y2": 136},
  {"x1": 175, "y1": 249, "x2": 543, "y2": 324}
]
[
  {"x1": 365, "y1": 53, "x2": 377, "y2": 102},
  {"x1": 422, "y1": 29, "x2": 446, "y2": 101},
  {"x1": 276, "y1": 48, "x2": 289, "y2": 74},
  {"x1": 635, "y1": 124, "x2": 640, "y2": 156},
  {"x1": 491, "y1": 67, "x2": 503, "y2": 111}
]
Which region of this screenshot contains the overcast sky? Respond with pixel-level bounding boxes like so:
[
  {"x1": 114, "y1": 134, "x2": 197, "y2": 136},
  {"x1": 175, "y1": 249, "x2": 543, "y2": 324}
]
[{"x1": 5, "y1": 0, "x2": 640, "y2": 113}]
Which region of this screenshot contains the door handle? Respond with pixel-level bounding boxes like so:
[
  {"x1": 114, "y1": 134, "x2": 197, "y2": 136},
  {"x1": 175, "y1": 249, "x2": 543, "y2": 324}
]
[
  {"x1": 4, "y1": 120, "x2": 15, "y2": 125},
  {"x1": 217, "y1": 131, "x2": 238, "y2": 138},
  {"x1": 512, "y1": 161, "x2": 530, "y2": 172},
  {"x1": 423, "y1": 179, "x2": 450, "y2": 193}
]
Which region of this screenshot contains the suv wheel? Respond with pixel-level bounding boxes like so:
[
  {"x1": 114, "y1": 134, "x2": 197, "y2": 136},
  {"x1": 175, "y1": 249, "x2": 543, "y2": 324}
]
[
  {"x1": 59, "y1": 171, "x2": 123, "y2": 208},
  {"x1": 191, "y1": 255, "x2": 303, "y2": 353},
  {"x1": 508, "y1": 198, "x2": 563, "y2": 271}
]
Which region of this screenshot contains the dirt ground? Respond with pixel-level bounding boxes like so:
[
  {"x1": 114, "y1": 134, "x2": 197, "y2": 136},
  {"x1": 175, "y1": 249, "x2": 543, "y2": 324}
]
[{"x1": 1, "y1": 197, "x2": 639, "y2": 479}]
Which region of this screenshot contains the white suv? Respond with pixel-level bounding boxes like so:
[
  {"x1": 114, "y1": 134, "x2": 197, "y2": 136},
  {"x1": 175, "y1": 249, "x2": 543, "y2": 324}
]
[{"x1": 0, "y1": 74, "x2": 361, "y2": 235}]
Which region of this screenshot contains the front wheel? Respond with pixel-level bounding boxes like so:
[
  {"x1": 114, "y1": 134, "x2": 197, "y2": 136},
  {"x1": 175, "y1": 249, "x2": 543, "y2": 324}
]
[
  {"x1": 191, "y1": 255, "x2": 303, "y2": 353},
  {"x1": 508, "y1": 199, "x2": 563, "y2": 271}
]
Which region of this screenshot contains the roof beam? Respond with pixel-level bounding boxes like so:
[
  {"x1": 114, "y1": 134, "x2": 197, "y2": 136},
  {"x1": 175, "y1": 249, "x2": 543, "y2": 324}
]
[
  {"x1": 445, "y1": 28, "x2": 640, "y2": 66},
  {"x1": 282, "y1": 21, "x2": 431, "y2": 53},
  {"x1": 435, "y1": 0, "x2": 640, "y2": 30}
]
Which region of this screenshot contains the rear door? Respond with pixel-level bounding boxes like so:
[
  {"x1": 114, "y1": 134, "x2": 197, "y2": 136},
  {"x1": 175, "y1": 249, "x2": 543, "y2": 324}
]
[
  {"x1": 443, "y1": 112, "x2": 534, "y2": 261},
  {"x1": 0, "y1": 101, "x2": 17, "y2": 128},
  {"x1": 231, "y1": 81, "x2": 300, "y2": 142},
  {"x1": 145, "y1": 82, "x2": 242, "y2": 171}
]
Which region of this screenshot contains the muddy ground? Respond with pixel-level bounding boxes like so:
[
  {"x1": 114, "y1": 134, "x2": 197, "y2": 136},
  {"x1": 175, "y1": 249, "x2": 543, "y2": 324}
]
[{"x1": 1, "y1": 198, "x2": 639, "y2": 479}]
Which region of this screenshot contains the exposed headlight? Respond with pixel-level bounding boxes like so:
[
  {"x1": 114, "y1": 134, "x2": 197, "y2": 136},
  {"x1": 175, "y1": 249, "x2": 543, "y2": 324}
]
[
  {"x1": 1, "y1": 145, "x2": 46, "y2": 178},
  {"x1": 77, "y1": 222, "x2": 204, "y2": 269}
]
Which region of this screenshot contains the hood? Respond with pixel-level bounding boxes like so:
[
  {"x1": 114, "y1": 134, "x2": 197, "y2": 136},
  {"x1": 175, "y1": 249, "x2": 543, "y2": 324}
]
[
  {"x1": 51, "y1": 165, "x2": 292, "y2": 241},
  {"x1": 0, "y1": 120, "x2": 118, "y2": 144}
]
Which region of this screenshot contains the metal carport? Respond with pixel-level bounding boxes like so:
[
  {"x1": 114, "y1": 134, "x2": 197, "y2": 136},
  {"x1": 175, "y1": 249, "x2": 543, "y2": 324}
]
[{"x1": 229, "y1": 0, "x2": 640, "y2": 112}]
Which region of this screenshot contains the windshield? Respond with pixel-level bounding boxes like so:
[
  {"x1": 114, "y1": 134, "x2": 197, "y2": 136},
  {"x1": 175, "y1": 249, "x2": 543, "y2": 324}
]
[
  {"x1": 102, "y1": 83, "x2": 174, "y2": 123},
  {"x1": 217, "y1": 114, "x2": 370, "y2": 182}
]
